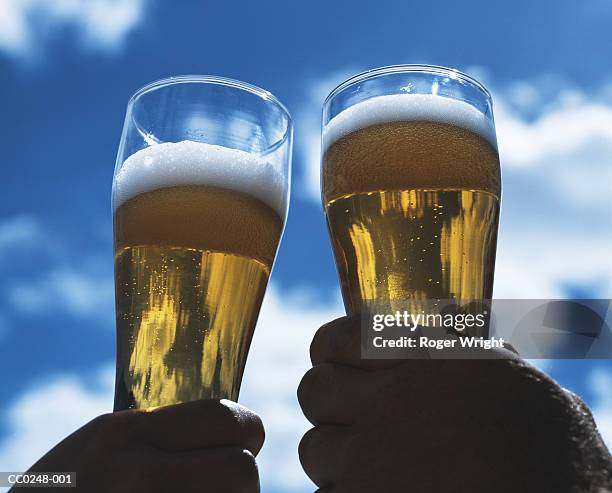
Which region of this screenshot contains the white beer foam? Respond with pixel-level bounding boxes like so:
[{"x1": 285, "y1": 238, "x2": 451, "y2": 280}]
[
  {"x1": 323, "y1": 93, "x2": 497, "y2": 150},
  {"x1": 113, "y1": 140, "x2": 287, "y2": 215}
]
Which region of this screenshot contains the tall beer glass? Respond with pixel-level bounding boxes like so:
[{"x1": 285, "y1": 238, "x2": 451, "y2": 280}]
[
  {"x1": 112, "y1": 76, "x2": 292, "y2": 410},
  {"x1": 322, "y1": 65, "x2": 500, "y2": 332}
]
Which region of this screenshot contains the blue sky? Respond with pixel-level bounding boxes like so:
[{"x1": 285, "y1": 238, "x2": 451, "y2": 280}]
[{"x1": 0, "y1": 1, "x2": 611, "y2": 491}]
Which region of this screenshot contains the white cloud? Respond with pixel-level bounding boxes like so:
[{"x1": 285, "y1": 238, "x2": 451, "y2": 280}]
[
  {"x1": 492, "y1": 86, "x2": 612, "y2": 298},
  {"x1": 295, "y1": 72, "x2": 612, "y2": 298},
  {"x1": 0, "y1": 0, "x2": 147, "y2": 59},
  {"x1": 0, "y1": 213, "x2": 115, "y2": 327},
  {"x1": 495, "y1": 101, "x2": 612, "y2": 168},
  {"x1": 493, "y1": 229, "x2": 612, "y2": 298},
  {"x1": 9, "y1": 266, "x2": 114, "y2": 322},
  {"x1": 493, "y1": 94, "x2": 612, "y2": 215},
  {"x1": 0, "y1": 365, "x2": 114, "y2": 473},
  {"x1": 588, "y1": 368, "x2": 612, "y2": 450},
  {"x1": 0, "y1": 214, "x2": 44, "y2": 251}
]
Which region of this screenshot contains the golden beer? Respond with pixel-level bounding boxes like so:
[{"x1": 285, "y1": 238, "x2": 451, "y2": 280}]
[
  {"x1": 323, "y1": 98, "x2": 500, "y2": 320},
  {"x1": 113, "y1": 142, "x2": 284, "y2": 410}
]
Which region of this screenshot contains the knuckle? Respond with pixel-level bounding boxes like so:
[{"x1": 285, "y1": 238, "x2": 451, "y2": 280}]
[
  {"x1": 298, "y1": 364, "x2": 342, "y2": 424},
  {"x1": 88, "y1": 412, "x2": 111, "y2": 431},
  {"x1": 300, "y1": 425, "x2": 348, "y2": 466},
  {"x1": 227, "y1": 448, "x2": 259, "y2": 491},
  {"x1": 298, "y1": 427, "x2": 328, "y2": 473},
  {"x1": 245, "y1": 412, "x2": 265, "y2": 454},
  {"x1": 251, "y1": 411, "x2": 265, "y2": 436},
  {"x1": 205, "y1": 400, "x2": 251, "y2": 441},
  {"x1": 298, "y1": 427, "x2": 316, "y2": 461},
  {"x1": 299, "y1": 364, "x2": 335, "y2": 399},
  {"x1": 297, "y1": 367, "x2": 318, "y2": 412},
  {"x1": 232, "y1": 409, "x2": 265, "y2": 455},
  {"x1": 212, "y1": 398, "x2": 237, "y2": 417},
  {"x1": 297, "y1": 368, "x2": 314, "y2": 409},
  {"x1": 310, "y1": 321, "x2": 336, "y2": 363},
  {"x1": 91, "y1": 410, "x2": 147, "y2": 447},
  {"x1": 116, "y1": 408, "x2": 148, "y2": 436},
  {"x1": 89, "y1": 412, "x2": 122, "y2": 436},
  {"x1": 217, "y1": 400, "x2": 244, "y2": 427},
  {"x1": 299, "y1": 426, "x2": 325, "y2": 457},
  {"x1": 311, "y1": 317, "x2": 356, "y2": 363},
  {"x1": 218, "y1": 401, "x2": 262, "y2": 448}
]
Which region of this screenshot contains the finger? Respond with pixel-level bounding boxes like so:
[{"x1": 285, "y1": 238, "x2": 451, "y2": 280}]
[
  {"x1": 124, "y1": 399, "x2": 265, "y2": 455},
  {"x1": 300, "y1": 351, "x2": 541, "y2": 426},
  {"x1": 299, "y1": 426, "x2": 348, "y2": 487},
  {"x1": 301, "y1": 425, "x2": 423, "y2": 493},
  {"x1": 298, "y1": 363, "x2": 385, "y2": 425},
  {"x1": 150, "y1": 446, "x2": 260, "y2": 492},
  {"x1": 298, "y1": 362, "x2": 428, "y2": 425},
  {"x1": 299, "y1": 359, "x2": 525, "y2": 426},
  {"x1": 311, "y1": 316, "x2": 403, "y2": 370}
]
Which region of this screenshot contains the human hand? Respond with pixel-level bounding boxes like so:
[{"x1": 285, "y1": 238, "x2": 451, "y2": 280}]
[
  {"x1": 14, "y1": 399, "x2": 264, "y2": 492},
  {"x1": 298, "y1": 316, "x2": 612, "y2": 492}
]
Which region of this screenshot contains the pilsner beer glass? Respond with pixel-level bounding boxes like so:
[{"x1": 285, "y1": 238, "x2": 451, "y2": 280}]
[
  {"x1": 112, "y1": 76, "x2": 292, "y2": 410},
  {"x1": 322, "y1": 65, "x2": 500, "y2": 332}
]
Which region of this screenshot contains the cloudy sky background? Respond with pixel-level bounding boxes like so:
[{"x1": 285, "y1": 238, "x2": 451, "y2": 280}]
[{"x1": 0, "y1": 1, "x2": 611, "y2": 491}]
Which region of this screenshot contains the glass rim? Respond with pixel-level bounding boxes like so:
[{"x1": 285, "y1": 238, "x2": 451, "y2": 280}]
[
  {"x1": 323, "y1": 64, "x2": 493, "y2": 108},
  {"x1": 127, "y1": 74, "x2": 293, "y2": 129}
]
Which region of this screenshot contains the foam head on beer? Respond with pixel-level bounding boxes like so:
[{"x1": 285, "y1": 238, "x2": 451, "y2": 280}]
[
  {"x1": 113, "y1": 139, "x2": 287, "y2": 216},
  {"x1": 322, "y1": 93, "x2": 497, "y2": 152},
  {"x1": 112, "y1": 140, "x2": 286, "y2": 410},
  {"x1": 322, "y1": 91, "x2": 501, "y2": 321}
]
